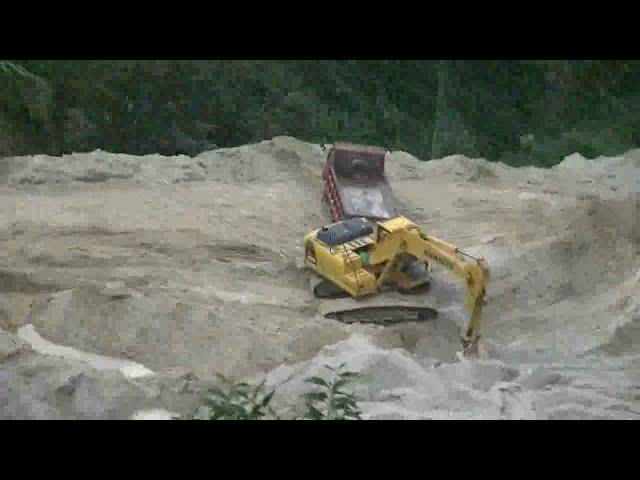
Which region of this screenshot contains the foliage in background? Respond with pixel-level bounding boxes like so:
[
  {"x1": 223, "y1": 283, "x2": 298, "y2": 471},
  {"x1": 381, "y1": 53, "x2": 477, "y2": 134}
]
[
  {"x1": 2, "y1": 60, "x2": 639, "y2": 167},
  {"x1": 303, "y1": 363, "x2": 363, "y2": 420}
]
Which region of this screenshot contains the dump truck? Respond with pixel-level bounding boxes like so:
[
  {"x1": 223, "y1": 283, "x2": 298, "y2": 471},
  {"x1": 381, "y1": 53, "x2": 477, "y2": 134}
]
[{"x1": 322, "y1": 142, "x2": 402, "y2": 222}]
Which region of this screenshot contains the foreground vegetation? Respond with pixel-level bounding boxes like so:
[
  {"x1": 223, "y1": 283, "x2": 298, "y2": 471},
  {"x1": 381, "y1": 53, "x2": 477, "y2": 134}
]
[
  {"x1": 193, "y1": 364, "x2": 363, "y2": 420},
  {"x1": 2, "y1": 60, "x2": 639, "y2": 167}
]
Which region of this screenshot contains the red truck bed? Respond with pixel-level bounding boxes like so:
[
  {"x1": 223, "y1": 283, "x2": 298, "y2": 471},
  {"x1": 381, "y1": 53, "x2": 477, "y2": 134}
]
[{"x1": 322, "y1": 142, "x2": 402, "y2": 221}]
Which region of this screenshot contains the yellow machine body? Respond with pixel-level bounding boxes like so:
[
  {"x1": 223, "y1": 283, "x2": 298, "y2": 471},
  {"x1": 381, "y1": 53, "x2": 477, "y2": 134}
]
[{"x1": 304, "y1": 216, "x2": 489, "y2": 352}]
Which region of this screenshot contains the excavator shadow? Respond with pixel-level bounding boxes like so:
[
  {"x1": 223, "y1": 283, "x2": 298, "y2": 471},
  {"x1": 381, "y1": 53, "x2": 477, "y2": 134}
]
[{"x1": 324, "y1": 305, "x2": 438, "y2": 325}]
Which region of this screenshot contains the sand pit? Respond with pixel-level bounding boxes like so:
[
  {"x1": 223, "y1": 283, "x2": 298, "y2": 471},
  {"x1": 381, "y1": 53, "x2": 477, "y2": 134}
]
[{"x1": 0, "y1": 137, "x2": 639, "y2": 419}]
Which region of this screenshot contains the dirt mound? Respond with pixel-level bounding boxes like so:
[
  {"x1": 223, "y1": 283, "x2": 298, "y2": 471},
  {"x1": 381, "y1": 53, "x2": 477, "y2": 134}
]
[
  {"x1": 563, "y1": 195, "x2": 639, "y2": 291},
  {"x1": 264, "y1": 334, "x2": 638, "y2": 419},
  {"x1": 598, "y1": 316, "x2": 640, "y2": 357},
  {"x1": 0, "y1": 328, "x2": 215, "y2": 419},
  {"x1": 1, "y1": 136, "x2": 327, "y2": 189}
]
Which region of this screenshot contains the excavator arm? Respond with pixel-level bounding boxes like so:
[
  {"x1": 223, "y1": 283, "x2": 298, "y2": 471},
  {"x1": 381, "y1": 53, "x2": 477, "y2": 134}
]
[{"x1": 391, "y1": 226, "x2": 489, "y2": 355}]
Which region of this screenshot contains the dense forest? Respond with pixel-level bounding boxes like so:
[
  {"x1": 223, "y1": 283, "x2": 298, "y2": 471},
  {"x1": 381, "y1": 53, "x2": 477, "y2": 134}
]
[{"x1": 1, "y1": 60, "x2": 639, "y2": 166}]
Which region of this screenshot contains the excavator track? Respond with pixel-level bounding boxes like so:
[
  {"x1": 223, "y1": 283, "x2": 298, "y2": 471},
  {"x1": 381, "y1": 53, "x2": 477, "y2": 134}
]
[
  {"x1": 313, "y1": 278, "x2": 431, "y2": 299},
  {"x1": 313, "y1": 279, "x2": 352, "y2": 299},
  {"x1": 313, "y1": 280, "x2": 438, "y2": 325}
]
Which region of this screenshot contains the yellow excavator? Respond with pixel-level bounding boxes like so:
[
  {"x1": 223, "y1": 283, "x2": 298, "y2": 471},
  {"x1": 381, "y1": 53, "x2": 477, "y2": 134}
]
[{"x1": 304, "y1": 215, "x2": 489, "y2": 355}]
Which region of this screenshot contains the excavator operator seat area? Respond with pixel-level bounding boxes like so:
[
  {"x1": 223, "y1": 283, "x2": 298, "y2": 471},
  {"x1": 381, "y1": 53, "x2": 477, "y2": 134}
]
[{"x1": 316, "y1": 217, "x2": 374, "y2": 247}]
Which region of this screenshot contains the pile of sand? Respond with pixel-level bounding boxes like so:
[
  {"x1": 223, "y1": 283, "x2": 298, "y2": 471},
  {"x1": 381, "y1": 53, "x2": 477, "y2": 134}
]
[{"x1": 0, "y1": 137, "x2": 638, "y2": 419}]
